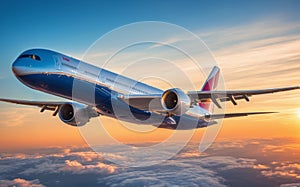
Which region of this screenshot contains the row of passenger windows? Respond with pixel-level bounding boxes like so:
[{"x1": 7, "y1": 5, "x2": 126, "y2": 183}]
[
  {"x1": 106, "y1": 77, "x2": 147, "y2": 94},
  {"x1": 18, "y1": 54, "x2": 41, "y2": 61}
]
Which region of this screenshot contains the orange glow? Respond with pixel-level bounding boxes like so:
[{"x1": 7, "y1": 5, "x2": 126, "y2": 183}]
[{"x1": 1, "y1": 80, "x2": 299, "y2": 151}]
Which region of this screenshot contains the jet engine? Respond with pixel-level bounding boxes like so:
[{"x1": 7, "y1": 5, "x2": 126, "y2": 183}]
[
  {"x1": 161, "y1": 88, "x2": 191, "y2": 116},
  {"x1": 58, "y1": 103, "x2": 98, "y2": 126}
]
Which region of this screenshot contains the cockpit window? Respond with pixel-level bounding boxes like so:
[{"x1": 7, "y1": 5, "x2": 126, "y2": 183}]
[{"x1": 18, "y1": 54, "x2": 41, "y2": 61}]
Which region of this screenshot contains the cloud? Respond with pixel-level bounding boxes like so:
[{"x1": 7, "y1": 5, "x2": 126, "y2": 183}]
[
  {"x1": 280, "y1": 183, "x2": 300, "y2": 187},
  {"x1": 262, "y1": 145, "x2": 286, "y2": 153},
  {"x1": 210, "y1": 140, "x2": 245, "y2": 149},
  {"x1": 0, "y1": 109, "x2": 36, "y2": 127},
  {"x1": 198, "y1": 156, "x2": 257, "y2": 170},
  {"x1": 262, "y1": 141, "x2": 300, "y2": 154},
  {"x1": 200, "y1": 19, "x2": 300, "y2": 52},
  {"x1": 0, "y1": 146, "x2": 117, "y2": 182},
  {"x1": 69, "y1": 150, "x2": 103, "y2": 162},
  {"x1": 100, "y1": 160, "x2": 226, "y2": 187},
  {"x1": 253, "y1": 164, "x2": 269, "y2": 170},
  {"x1": 63, "y1": 160, "x2": 116, "y2": 174},
  {"x1": 203, "y1": 20, "x2": 300, "y2": 98},
  {"x1": 99, "y1": 150, "x2": 272, "y2": 187},
  {"x1": 1, "y1": 143, "x2": 259, "y2": 187},
  {"x1": 98, "y1": 141, "x2": 276, "y2": 187},
  {"x1": 0, "y1": 178, "x2": 45, "y2": 187},
  {"x1": 176, "y1": 151, "x2": 204, "y2": 158},
  {"x1": 209, "y1": 138, "x2": 300, "y2": 181},
  {"x1": 261, "y1": 162, "x2": 300, "y2": 179}
]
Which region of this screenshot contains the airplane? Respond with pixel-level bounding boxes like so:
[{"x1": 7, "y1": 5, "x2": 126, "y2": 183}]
[{"x1": 0, "y1": 48, "x2": 299, "y2": 129}]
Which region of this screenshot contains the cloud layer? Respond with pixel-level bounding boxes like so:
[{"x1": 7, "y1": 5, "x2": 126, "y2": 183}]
[{"x1": 1, "y1": 137, "x2": 300, "y2": 186}]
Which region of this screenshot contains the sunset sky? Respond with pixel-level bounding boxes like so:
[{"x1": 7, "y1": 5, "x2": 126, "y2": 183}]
[
  {"x1": 1, "y1": 0, "x2": 299, "y2": 151},
  {"x1": 0, "y1": 0, "x2": 300, "y2": 186}
]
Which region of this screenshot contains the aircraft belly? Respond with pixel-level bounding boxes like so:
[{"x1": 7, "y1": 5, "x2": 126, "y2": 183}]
[{"x1": 18, "y1": 73, "x2": 111, "y2": 106}]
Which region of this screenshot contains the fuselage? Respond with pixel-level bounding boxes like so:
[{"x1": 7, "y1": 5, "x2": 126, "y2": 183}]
[{"x1": 12, "y1": 49, "x2": 210, "y2": 129}]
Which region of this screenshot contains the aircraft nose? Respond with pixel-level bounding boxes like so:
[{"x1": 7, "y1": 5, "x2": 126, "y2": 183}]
[{"x1": 12, "y1": 59, "x2": 27, "y2": 76}]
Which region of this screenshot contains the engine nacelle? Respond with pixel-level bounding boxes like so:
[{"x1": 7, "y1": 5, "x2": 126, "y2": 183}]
[
  {"x1": 161, "y1": 88, "x2": 191, "y2": 116},
  {"x1": 58, "y1": 103, "x2": 97, "y2": 126}
]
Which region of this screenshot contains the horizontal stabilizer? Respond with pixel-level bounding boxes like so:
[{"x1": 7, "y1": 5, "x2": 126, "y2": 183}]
[{"x1": 189, "y1": 86, "x2": 300, "y2": 109}]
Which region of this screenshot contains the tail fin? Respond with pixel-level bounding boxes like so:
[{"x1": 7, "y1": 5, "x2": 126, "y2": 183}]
[{"x1": 199, "y1": 66, "x2": 220, "y2": 111}]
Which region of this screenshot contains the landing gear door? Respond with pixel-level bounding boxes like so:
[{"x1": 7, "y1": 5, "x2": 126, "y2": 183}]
[{"x1": 53, "y1": 56, "x2": 61, "y2": 70}]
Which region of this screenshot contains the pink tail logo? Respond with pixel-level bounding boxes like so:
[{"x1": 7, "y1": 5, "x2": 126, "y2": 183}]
[{"x1": 199, "y1": 66, "x2": 220, "y2": 111}]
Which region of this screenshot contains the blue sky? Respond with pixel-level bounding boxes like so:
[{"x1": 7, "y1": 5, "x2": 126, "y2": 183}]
[
  {"x1": 1, "y1": 0, "x2": 300, "y2": 56},
  {"x1": 1, "y1": 0, "x2": 300, "y2": 98}
]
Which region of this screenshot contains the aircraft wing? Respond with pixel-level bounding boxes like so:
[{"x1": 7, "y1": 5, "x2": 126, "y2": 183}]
[
  {"x1": 0, "y1": 98, "x2": 66, "y2": 116},
  {"x1": 188, "y1": 86, "x2": 300, "y2": 108},
  {"x1": 206, "y1": 111, "x2": 277, "y2": 119},
  {"x1": 118, "y1": 86, "x2": 299, "y2": 111}
]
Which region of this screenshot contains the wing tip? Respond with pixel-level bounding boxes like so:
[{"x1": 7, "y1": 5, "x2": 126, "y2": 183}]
[
  {"x1": 256, "y1": 111, "x2": 278, "y2": 114},
  {"x1": 288, "y1": 86, "x2": 300, "y2": 90}
]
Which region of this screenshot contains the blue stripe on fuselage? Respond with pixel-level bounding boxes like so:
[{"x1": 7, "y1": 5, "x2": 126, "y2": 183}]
[
  {"x1": 17, "y1": 73, "x2": 151, "y2": 120},
  {"x1": 17, "y1": 73, "x2": 206, "y2": 129},
  {"x1": 18, "y1": 73, "x2": 108, "y2": 104}
]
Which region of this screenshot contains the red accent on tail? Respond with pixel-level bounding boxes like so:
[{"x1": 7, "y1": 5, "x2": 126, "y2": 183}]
[
  {"x1": 202, "y1": 72, "x2": 219, "y2": 91},
  {"x1": 199, "y1": 66, "x2": 220, "y2": 111}
]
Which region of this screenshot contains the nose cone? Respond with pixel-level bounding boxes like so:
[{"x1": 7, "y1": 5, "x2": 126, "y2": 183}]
[{"x1": 12, "y1": 59, "x2": 27, "y2": 76}]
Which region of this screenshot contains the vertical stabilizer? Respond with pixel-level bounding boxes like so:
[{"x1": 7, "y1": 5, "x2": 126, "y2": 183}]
[{"x1": 199, "y1": 66, "x2": 220, "y2": 111}]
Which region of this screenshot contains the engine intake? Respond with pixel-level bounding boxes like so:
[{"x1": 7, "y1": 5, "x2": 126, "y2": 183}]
[
  {"x1": 59, "y1": 104, "x2": 74, "y2": 121},
  {"x1": 58, "y1": 103, "x2": 97, "y2": 126},
  {"x1": 161, "y1": 88, "x2": 191, "y2": 116}
]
